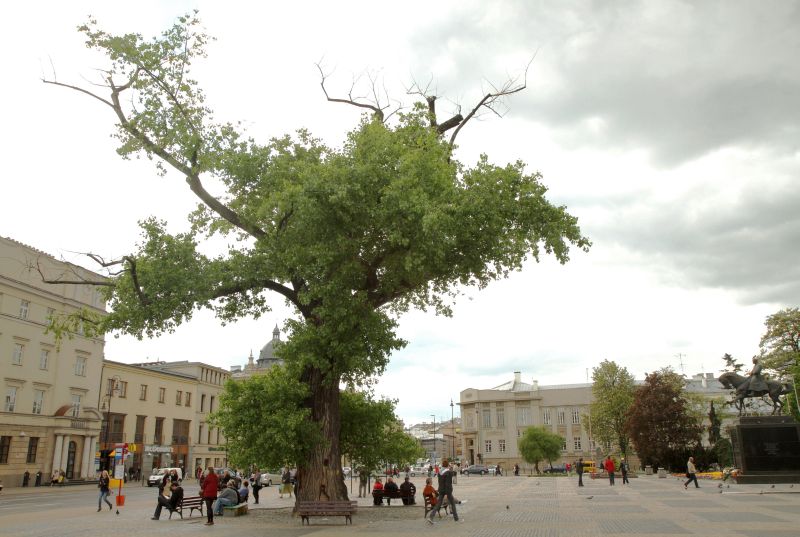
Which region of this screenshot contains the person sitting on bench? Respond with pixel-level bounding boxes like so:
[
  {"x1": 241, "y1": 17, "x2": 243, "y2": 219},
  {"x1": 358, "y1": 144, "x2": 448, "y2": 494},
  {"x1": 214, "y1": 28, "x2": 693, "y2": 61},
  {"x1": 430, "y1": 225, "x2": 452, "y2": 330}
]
[
  {"x1": 152, "y1": 481, "x2": 184, "y2": 520},
  {"x1": 372, "y1": 478, "x2": 384, "y2": 505},
  {"x1": 399, "y1": 476, "x2": 416, "y2": 505}
]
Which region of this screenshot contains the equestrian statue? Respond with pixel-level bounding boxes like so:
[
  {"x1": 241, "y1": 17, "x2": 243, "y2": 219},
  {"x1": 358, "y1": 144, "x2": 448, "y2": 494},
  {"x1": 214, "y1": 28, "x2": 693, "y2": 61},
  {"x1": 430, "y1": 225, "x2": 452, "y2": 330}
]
[{"x1": 718, "y1": 357, "x2": 793, "y2": 416}]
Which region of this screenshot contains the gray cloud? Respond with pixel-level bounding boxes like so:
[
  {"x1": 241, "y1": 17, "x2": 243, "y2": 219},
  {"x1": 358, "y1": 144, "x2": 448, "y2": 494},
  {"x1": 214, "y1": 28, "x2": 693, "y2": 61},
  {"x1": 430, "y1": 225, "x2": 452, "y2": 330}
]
[{"x1": 408, "y1": 0, "x2": 800, "y2": 165}]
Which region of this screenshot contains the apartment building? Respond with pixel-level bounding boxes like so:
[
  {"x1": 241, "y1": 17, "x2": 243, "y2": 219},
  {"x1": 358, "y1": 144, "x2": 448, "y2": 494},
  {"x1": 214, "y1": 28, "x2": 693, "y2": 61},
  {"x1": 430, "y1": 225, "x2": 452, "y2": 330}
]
[{"x1": 0, "y1": 236, "x2": 107, "y2": 484}]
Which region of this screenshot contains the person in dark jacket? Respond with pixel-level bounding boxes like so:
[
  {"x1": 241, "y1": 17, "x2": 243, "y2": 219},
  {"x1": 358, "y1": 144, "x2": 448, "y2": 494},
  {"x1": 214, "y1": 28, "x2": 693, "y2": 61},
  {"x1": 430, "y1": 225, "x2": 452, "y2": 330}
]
[
  {"x1": 576, "y1": 458, "x2": 584, "y2": 487},
  {"x1": 427, "y1": 459, "x2": 459, "y2": 523},
  {"x1": 399, "y1": 476, "x2": 416, "y2": 505},
  {"x1": 98, "y1": 470, "x2": 113, "y2": 511},
  {"x1": 152, "y1": 482, "x2": 184, "y2": 520},
  {"x1": 200, "y1": 466, "x2": 219, "y2": 525}
]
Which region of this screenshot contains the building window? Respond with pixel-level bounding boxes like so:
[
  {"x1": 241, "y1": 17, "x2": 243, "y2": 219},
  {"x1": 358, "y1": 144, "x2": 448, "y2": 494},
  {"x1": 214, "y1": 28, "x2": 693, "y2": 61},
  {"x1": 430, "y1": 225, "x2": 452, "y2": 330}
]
[
  {"x1": 485, "y1": 439, "x2": 492, "y2": 453},
  {"x1": 499, "y1": 439, "x2": 506, "y2": 453},
  {"x1": 70, "y1": 394, "x2": 82, "y2": 417},
  {"x1": 176, "y1": 390, "x2": 183, "y2": 405},
  {"x1": 482, "y1": 408, "x2": 491, "y2": 428},
  {"x1": 135, "y1": 415, "x2": 146, "y2": 443},
  {"x1": 0, "y1": 436, "x2": 10, "y2": 463},
  {"x1": 517, "y1": 429, "x2": 522, "y2": 437},
  {"x1": 496, "y1": 407, "x2": 505, "y2": 428},
  {"x1": 106, "y1": 378, "x2": 117, "y2": 396},
  {"x1": 39, "y1": 349, "x2": 49, "y2": 370},
  {"x1": 32, "y1": 390, "x2": 44, "y2": 414},
  {"x1": 558, "y1": 409, "x2": 565, "y2": 425},
  {"x1": 572, "y1": 408, "x2": 581, "y2": 424},
  {"x1": 574, "y1": 437, "x2": 582, "y2": 451},
  {"x1": 19, "y1": 300, "x2": 30, "y2": 319},
  {"x1": 516, "y1": 407, "x2": 529, "y2": 426},
  {"x1": 154, "y1": 418, "x2": 164, "y2": 445},
  {"x1": 46, "y1": 307, "x2": 55, "y2": 320},
  {"x1": 209, "y1": 396, "x2": 215, "y2": 413},
  {"x1": 185, "y1": 392, "x2": 191, "y2": 407},
  {"x1": 200, "y1": 394, "x2": 206, "y2": 412},
  {"x1": 4, "y1": 387, "x2": 17, "y2": 412},
  {"x1": 74, "y1": 356, "x2": 87, "y2": 376},
  {"x1": 158, "y1": 388, "x2": 165, "y2": 403},
  {"x1": 561, "y1": 440, "x2": 567, "y2": 451},
  {"x1": 465, "y1": 414, "x2": 474, "y2": 429},
  {"x1": 542, "y1": 408, "x2": 551, "y2": 425},
  {"x1": 140, "y1": 385, "x2": 147, "y2": 401},
  {"x1": 26, "y1": 437, "x2": 39, "y2": 463},
  {"x1": 117, "y1": 381, "x2": 128, "y2": 398},
  {"x1": 12, "y1": 343, "x2": 24, "y2": 365},
  {"x1": 198, "y1": 423, "x2": 204, "y2": 444}
]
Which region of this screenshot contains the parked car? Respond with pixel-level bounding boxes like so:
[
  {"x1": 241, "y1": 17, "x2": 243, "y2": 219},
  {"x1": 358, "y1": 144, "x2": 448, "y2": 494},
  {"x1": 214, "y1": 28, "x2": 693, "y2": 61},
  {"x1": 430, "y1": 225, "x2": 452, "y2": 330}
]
[
  {"x1": 462, "y1": 464, "x2": 491, "y2": 475},
  {"x1": 259, "y1": 470, "x2": 281, "y2": 486},
  {"x1": 409, "y1": 466, "x2": 428, "y2": 477},
  {"x1": 147, "y1": 467, "x2": 183, "y2": 487},
  {"x1": 543, "y1": 465, "x2": 567, "y2": 474}
]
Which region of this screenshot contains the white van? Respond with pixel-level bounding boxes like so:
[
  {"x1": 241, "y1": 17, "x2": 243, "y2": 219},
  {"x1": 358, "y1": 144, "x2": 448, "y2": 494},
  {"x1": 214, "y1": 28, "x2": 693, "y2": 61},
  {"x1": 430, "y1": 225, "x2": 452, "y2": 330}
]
[{"x1": 147, "y1": 467, "x2": 183, "y2": 487}]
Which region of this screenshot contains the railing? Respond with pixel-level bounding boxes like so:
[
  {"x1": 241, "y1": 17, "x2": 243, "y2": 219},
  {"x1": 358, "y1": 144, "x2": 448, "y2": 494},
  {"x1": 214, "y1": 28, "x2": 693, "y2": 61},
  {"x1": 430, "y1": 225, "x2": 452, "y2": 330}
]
[{"x1": 70, "y1": 418, "x2": 89, "y2": 429}]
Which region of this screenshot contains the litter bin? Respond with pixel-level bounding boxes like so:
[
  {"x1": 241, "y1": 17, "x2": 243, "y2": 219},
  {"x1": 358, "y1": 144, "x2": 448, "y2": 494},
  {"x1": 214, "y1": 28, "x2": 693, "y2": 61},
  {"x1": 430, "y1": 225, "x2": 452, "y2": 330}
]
[
  {"x1": 657, "y1": 467, "x2": 667, "y2": 478},
  {"x1": 645, "y1": 465, "x2": 653, "y2": 475}
]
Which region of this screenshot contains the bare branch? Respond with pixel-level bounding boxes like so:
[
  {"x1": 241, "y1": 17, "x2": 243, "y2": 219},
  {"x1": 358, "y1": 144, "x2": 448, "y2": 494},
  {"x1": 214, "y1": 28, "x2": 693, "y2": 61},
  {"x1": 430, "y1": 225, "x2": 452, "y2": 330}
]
[
  {"x1": 316, "y1": 62, "x2": 385, "y2": 122},
  {"x1": 34, "y1": 258, "x2": 115, "y2": 288},
  {"x1": 41, "y1": 79, "x2": 114, "y2": 109}
]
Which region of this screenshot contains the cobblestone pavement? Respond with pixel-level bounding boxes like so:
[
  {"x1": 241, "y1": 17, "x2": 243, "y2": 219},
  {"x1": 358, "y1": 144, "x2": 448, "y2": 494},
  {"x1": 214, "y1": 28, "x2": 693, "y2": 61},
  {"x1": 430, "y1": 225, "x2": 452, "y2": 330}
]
[{"x1": 1, "y1": 474, "x2": 799, "y2": 537}]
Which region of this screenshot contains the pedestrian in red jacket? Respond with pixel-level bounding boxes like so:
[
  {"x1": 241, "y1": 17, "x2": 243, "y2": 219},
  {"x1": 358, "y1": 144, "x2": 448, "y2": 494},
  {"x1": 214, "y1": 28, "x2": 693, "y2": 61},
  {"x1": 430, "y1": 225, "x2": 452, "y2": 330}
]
[
  {"x1": 201, "y1": 467, "x2": 219, "y2": 525},
  {"x1": 604, "y1": 457, "x2": 615, "y2": 486}
]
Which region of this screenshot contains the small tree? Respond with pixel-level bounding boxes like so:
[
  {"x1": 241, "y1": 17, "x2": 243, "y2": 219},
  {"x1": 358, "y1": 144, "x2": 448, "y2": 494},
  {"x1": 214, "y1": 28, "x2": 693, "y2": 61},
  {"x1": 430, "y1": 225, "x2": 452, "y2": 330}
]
[
  {"x1": 586, "y1": 360, "x2": 636, "y2": 456},
  {"x1": 759, "y1": 308, "x2": 800, "y2": 419},
  {"x1": 518, "y1": 426, "x2": 563, "y2": 474},
  {"x1": 721, "y1": 353, "x2": 744, "y2": 373},
  {"x1": 624, "y1": 368, "x2": 702, "y2": 470}
]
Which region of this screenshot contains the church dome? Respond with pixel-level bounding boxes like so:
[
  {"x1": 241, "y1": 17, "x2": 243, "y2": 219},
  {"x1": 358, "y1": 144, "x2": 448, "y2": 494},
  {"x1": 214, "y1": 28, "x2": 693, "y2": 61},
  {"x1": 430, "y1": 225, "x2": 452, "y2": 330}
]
[{"x1": 257, "y1": 325, "x2": 283, "y2": 367}]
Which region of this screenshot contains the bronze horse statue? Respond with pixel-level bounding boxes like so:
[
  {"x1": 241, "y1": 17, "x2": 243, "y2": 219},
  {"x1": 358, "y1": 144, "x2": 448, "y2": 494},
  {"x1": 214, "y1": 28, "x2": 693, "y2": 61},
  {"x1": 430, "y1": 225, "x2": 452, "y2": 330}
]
[{"x1": 718, "y1": 372, "x2": 792, "y2": 416}]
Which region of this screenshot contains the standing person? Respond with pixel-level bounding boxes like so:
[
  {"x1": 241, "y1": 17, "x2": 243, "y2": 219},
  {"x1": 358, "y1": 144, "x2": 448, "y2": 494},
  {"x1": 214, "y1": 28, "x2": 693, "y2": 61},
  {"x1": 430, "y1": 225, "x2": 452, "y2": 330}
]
[
  {"x1": 280, "y1": 468, "x2": 293, "y2": 499},
  {"x1": 514, "y1": 463, "x2": 520, "y2": 476},
  {"x1": 576, "y1": 458, "x2": 584, "y2": 487},
  {"x1": 251, "y1": 469, "x2": 262, "y2": 504},
  {"x1": 152, "y1": 481, "x2": 183, "y2": 520},
  {"x1": 620, "y1": 458, "x2": 629, "y2": 484},
  {"x1": 604, "y1": 456, "x2": 615, "y2": 486},
  {"x1": 358, "y1": 467, "x2": 369, "y2": 498},
  {"x1": 22, "y1": 470, "x2": 30, "y2": 487},
  {"x1": 201, "y1": 466, "x2": 219, "y2": 526},
  {"x1": 426, "y1": 459, "x2": 459, "y2": 524},
  {"x1": 684, "y1": 457, "x2": 699, "y2": 489},
  {"x1": 98, "y1": 470, "x2": 113, "y2": 511},
  {"x1": 35, "y1": 470, "x2": 42, "y2": 487}
]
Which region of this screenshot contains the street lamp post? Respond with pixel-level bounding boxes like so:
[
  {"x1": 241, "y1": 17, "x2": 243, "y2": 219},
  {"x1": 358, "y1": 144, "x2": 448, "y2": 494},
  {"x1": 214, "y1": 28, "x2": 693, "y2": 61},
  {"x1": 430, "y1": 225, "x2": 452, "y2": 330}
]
[
  {"x1": 430, "y1": 414, "x2": 436, "y2": 466},
  {"x1": 101, "y1": 375, "x2": 121, "y2": 471},
  {"x1": 450, "y1": 399, "x2": 455, "y2": 461}
]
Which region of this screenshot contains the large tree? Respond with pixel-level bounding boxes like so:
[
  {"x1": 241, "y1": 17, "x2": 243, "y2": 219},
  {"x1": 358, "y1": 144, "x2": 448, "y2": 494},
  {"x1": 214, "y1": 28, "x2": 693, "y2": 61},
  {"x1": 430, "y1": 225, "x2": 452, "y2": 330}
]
[
  {"x1": 624, "y1": 368, "x2": 702, "y2": 470},
  {"x1": 586, "y1": 360, "x2": 636, "y2": 456},
  {"x1": 759, "y1": 307, "x2": 800, "y2": 418},
  {"x1": 45, "y1": 14, "x2": 589, "y2": 501},
  {"x1": 518, "y1": 426, "x2": 563, "y2": 474}
]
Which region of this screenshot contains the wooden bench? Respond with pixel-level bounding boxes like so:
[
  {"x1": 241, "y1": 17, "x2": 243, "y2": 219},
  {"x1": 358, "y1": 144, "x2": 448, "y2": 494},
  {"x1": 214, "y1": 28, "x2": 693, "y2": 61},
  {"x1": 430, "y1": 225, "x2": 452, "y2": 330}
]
[
  {"x1": 168, "y1": 496, "x2": 204, "y2": 519},
  {"x1": 297, "y1": 500, "x2": 357, "y2": 525},
  {"x1": 423, "y1": 494, "x2": 450, "y2": 518},
  {"x1": 222, "y1": 503, "x2": 249, "y2": 516}
]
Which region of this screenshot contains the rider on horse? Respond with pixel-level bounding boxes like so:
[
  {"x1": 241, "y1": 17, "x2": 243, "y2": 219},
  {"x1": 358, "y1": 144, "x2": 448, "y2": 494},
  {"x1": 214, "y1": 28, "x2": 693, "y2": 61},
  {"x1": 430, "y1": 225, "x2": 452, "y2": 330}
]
[{"x1": 738, "y1": 357, "x2": 768, "y2": 395}]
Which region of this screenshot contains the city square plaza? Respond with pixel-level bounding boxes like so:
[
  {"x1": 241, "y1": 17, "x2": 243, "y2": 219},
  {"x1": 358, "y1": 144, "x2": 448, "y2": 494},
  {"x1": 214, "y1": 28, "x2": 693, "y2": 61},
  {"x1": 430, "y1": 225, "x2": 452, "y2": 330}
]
[{"x1": 1, "y1": 473, "x2": 799, "y2": 537}]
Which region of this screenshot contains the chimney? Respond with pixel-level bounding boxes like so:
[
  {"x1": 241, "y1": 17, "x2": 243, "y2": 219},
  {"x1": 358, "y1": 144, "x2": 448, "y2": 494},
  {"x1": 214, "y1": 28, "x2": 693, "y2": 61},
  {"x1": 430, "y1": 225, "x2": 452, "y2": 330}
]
[
  {"x1": 532, "y1": 379, "x2": 539, "y2": 391},
  {"x1": 514, "y1": 371, "x2": 521, "y2": 385}
]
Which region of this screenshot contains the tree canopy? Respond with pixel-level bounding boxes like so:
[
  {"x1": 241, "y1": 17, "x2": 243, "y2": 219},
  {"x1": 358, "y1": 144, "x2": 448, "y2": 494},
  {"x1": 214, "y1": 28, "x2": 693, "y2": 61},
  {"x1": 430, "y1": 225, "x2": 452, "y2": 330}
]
[
  {"x1": 517, "y1": 426, "x2": 563, "y2": 473},
  {"x1": 624, "y1": 368, "x2": 702, "y2": 470},
  {"x1": 759, "y1": 308, "x2": 800, "y2": 418},
  {"x1": 46, "y1": 13, "x2": 589, "y2": 501},
  {"x1": 586, "y1": 360, "x2": 636, "y2": 456}
]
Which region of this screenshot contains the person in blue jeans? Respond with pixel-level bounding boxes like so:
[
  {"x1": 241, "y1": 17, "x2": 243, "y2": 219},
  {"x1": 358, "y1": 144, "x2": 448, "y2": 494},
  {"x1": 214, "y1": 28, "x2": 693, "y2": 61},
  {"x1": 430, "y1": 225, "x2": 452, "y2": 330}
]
[
  {"x1": 97, "y1": 470, "x2": 113, "y2": 511},
  {"x1": 213, "y1": 482, "x2": 240, "y2": 514}
]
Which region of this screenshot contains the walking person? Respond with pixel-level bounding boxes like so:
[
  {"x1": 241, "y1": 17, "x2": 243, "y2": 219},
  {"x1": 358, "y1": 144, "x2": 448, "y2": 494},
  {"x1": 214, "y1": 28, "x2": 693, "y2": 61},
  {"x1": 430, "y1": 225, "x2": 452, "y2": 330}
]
[
  {"x1": 426, "y1": 458, "x2": 459, "y2": 524},
  {"x1": 201, "y1": 466, "x2": 219, "y2": 525},
  {"x1": 23, "y1": 470, "x2": 30, "y2": 487},
  {"x1": 98, "y1": 470, "x2": 113, "y2": 511},
  {"x1": 620, "y1": 458, "x2": 629, "y2": 484},
  {"x1": 576, "y1": 457, "x2": 584, "y2": 487},
  {"x1": 684, "y1": 457, "x2": 699, "y2": 489},
  {"x1": 358, "y1": 467, "x2": 369, "y2": 498},
  {"x1": 251, "y1": 469, "x2": 262, "y2": 504},
  {"x1": 604, "y1": 456, "x2": 615, "y2": 486}
]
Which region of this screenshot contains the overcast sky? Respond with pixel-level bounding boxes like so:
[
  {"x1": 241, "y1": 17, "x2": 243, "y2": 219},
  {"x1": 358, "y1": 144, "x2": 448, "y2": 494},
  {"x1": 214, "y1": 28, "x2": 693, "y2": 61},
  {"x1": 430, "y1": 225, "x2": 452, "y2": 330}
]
[{"x1": 2, "y1": 1, "x2": 798, "y2": 426}]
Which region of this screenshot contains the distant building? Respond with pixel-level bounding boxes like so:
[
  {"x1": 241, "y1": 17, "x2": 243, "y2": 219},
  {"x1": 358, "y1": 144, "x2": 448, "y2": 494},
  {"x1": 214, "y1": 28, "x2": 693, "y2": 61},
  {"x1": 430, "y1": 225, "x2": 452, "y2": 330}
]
[
  {"x1": 230, "y1": 324, "x2": 284, "y2": 380},
  {"x1": 460, "y1": 370, "x2": 733, "y2": 471},
  {"x1": 0, "y1": 236, "x2": 107, "y2": 484}
]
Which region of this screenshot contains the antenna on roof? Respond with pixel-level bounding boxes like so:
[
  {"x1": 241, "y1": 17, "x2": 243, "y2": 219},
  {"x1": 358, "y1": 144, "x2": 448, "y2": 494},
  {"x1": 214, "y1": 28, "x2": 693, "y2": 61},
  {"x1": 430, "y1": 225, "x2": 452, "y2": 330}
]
[{"x1": 675, "y1": 353, "x2": 686, "y2": 375}]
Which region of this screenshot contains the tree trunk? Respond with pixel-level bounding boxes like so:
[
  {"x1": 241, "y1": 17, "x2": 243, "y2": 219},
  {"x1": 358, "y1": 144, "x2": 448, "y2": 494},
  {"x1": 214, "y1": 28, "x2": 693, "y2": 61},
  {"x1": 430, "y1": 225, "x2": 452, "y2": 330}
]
[{"x1": 295, "y1": 365, "x2": 348, "y2": 503}]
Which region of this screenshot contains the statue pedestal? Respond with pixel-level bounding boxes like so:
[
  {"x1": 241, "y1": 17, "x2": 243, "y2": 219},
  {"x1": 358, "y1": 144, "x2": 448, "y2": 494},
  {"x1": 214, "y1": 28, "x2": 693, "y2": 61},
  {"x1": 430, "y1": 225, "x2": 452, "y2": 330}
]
[{"x1": 728, "y1": 415, "x2": 800, "y2": 484}]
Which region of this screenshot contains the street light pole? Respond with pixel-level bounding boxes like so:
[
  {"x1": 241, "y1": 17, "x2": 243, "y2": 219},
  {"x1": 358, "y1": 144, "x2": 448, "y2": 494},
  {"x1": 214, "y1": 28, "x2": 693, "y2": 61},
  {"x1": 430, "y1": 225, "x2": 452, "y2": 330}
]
[
  {"x1": 450, "y1": 399, "x2": 455, "y2": 461},
  {"x1": 432, "y1": 414, "x2": 437, "y2": 465}
]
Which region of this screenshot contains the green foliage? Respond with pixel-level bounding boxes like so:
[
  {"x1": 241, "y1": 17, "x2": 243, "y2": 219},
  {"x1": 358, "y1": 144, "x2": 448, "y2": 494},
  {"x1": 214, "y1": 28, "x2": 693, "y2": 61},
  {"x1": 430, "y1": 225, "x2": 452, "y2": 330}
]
[
  {"x1": 208, "y1": 367, "x2": 317, "y2": 469},
  {"x1": 586, "y1": 360, "x2": 636, "y2": 456},
  {"x1": 340, "y1": 390, "x2": 423, "y2": 471},
  {"x1": 707, "y1": 400, "x2": 721, "y2": 445},
  {"x1": 721, "y1": 353, "x2": 744, "y2": 373},
  {"x1": 624, "y1": 368, "x2": 702, "y2": 470},
  {"x1": 759, "y1": 308, "x2": 800, "y2": 378},
  {"x1": 517, "y1": 426, "x2": 563, "y2": 473}
]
